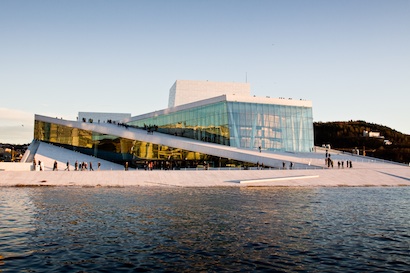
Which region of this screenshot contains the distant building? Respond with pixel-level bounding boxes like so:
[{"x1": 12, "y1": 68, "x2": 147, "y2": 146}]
[
  {"x1": 363, "y1": 130, "x2": 383, "y2": 138},
  {"x1": 384, "y1": 139, "x2": 393, "y2": 145}
]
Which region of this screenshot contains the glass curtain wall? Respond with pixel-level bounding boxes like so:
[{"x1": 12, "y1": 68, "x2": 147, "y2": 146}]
[
  {"x1": 227, "y1": 102, "x2": 314, "y2": 152},
  {"x1": 127, "y1": 101, "x2": 313, "y2": 153},
  {"x1": 127, "y1": 102, "x2": 230, "y2": 145},
  {"x1": 34, "y1": 120, "x2": 251, "y2": 169}
]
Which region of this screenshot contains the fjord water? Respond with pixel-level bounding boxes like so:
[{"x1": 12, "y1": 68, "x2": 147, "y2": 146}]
[{"x1": 1, "y1": 187, "x2": 409, "y2": 272}]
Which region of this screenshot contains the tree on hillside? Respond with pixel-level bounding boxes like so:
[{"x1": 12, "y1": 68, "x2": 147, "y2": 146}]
[{"x1": 314, "y1": 121, "x2": 410, "y2": 164}]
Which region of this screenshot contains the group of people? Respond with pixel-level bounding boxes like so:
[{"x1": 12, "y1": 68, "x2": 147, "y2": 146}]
[
  {"x1": 325, "y1": 151, "x2": 353, "y2": 169},
  {"x1": 256, "y1": 161, "x2": 264, "y2": 169},
  {"x1": 281, "y1": 161, "x2": 294, "y2": 169},
  {"x1": 328, "y1": 158, "x2": 353, "y2": 169},
  {"x1": 32, "y1": 158, "x2": 44, "y2": 171},
  {"x1": 255, "y1": 161, "x2": 296, "y2": 170},
  {"x1": 337, "y1": 160, "x2": 353, "y2": 168},
  {"x1": 33, "y1": 159, "x2": 101, "y2": 171},
  {"x1": 69, "y1": 160, "x2": 101, "y2": 171},
  {"x1": 57, "y1": 160, "x2": 98, "y2": 171},
  {"x1": 143, "y1": 124, "x2": 158, "y2": 134}
]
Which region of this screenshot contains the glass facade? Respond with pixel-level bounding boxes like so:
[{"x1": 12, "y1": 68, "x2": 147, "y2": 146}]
[
  {"x1": 33, "y1": 98, "x2": 313, "y2": 168},
  {"x1": 127, "y1": 101, "x2": 314, "y2": 152},
  {"x1": 34, "y1": 120, "x2": 252, "y2": 169},
  {"x1": 227, "y1": 102, "x2": 313, "y2": 152},
  {"x1": 127, "y1": 102, "x2": 231, "y2": 146}
]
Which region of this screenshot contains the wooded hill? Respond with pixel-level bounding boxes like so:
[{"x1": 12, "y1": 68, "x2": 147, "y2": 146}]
[{"x1": 314, "y1": 121, "x2": 410, "y2": 164}]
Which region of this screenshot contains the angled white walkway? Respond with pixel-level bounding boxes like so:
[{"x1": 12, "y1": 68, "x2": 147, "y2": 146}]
[{"x1": 30, "y1": 141, "x2": 124, "y2": 171}]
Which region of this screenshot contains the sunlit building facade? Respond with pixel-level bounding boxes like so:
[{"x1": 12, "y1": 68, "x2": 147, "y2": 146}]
[
  {"x1": 34, "y1": 118, "x2": 248, "y2": 168},
  {"x1": 33, "y1": 80, "x2": 314, "y2": 168},
  {"x1": 128, "y1": 94, "x2": 313, "y2": 152}
]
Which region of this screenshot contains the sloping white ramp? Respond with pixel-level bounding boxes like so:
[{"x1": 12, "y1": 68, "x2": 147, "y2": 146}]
[
  {"x1": 33, "y1": 141, "x2": 124, "y2": 171},
  {"x1": 34, "y1": 115, "x2": 325, "y2": 169}
]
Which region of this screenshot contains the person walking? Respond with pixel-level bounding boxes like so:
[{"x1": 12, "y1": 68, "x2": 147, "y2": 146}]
[
  {"x1": 53, "y1": 161, "x2": 58, "y2": 171},
  {"x1": 65, "y1": 161, "x2": 70, "y2": 171}
]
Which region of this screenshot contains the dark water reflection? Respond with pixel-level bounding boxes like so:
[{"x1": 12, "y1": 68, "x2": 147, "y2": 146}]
[{"x1": 1, "y1": 187, "x2": 410, "y2": 272}]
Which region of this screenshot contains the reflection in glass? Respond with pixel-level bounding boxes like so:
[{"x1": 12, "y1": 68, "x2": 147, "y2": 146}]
[
  {"x1": 127, "y1": 101, "x2": 313, "y2": 152},
  {"x1": 34, "y1": 120, "x2": 253, "y2": 169}
]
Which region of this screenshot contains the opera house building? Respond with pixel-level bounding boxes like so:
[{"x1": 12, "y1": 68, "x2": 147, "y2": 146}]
[{"x1": 30, "y1": 80, "x2": 314, "y2": 169}]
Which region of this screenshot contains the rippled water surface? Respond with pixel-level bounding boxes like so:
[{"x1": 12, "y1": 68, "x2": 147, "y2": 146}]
[{"x1": 1, "y1": 186, "x2": 410, "y2": 272}]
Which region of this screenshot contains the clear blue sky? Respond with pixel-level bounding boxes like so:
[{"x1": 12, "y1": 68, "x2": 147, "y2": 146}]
[{"x1": 1, "y1": 0, "x2": 409, "y2": 144}]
